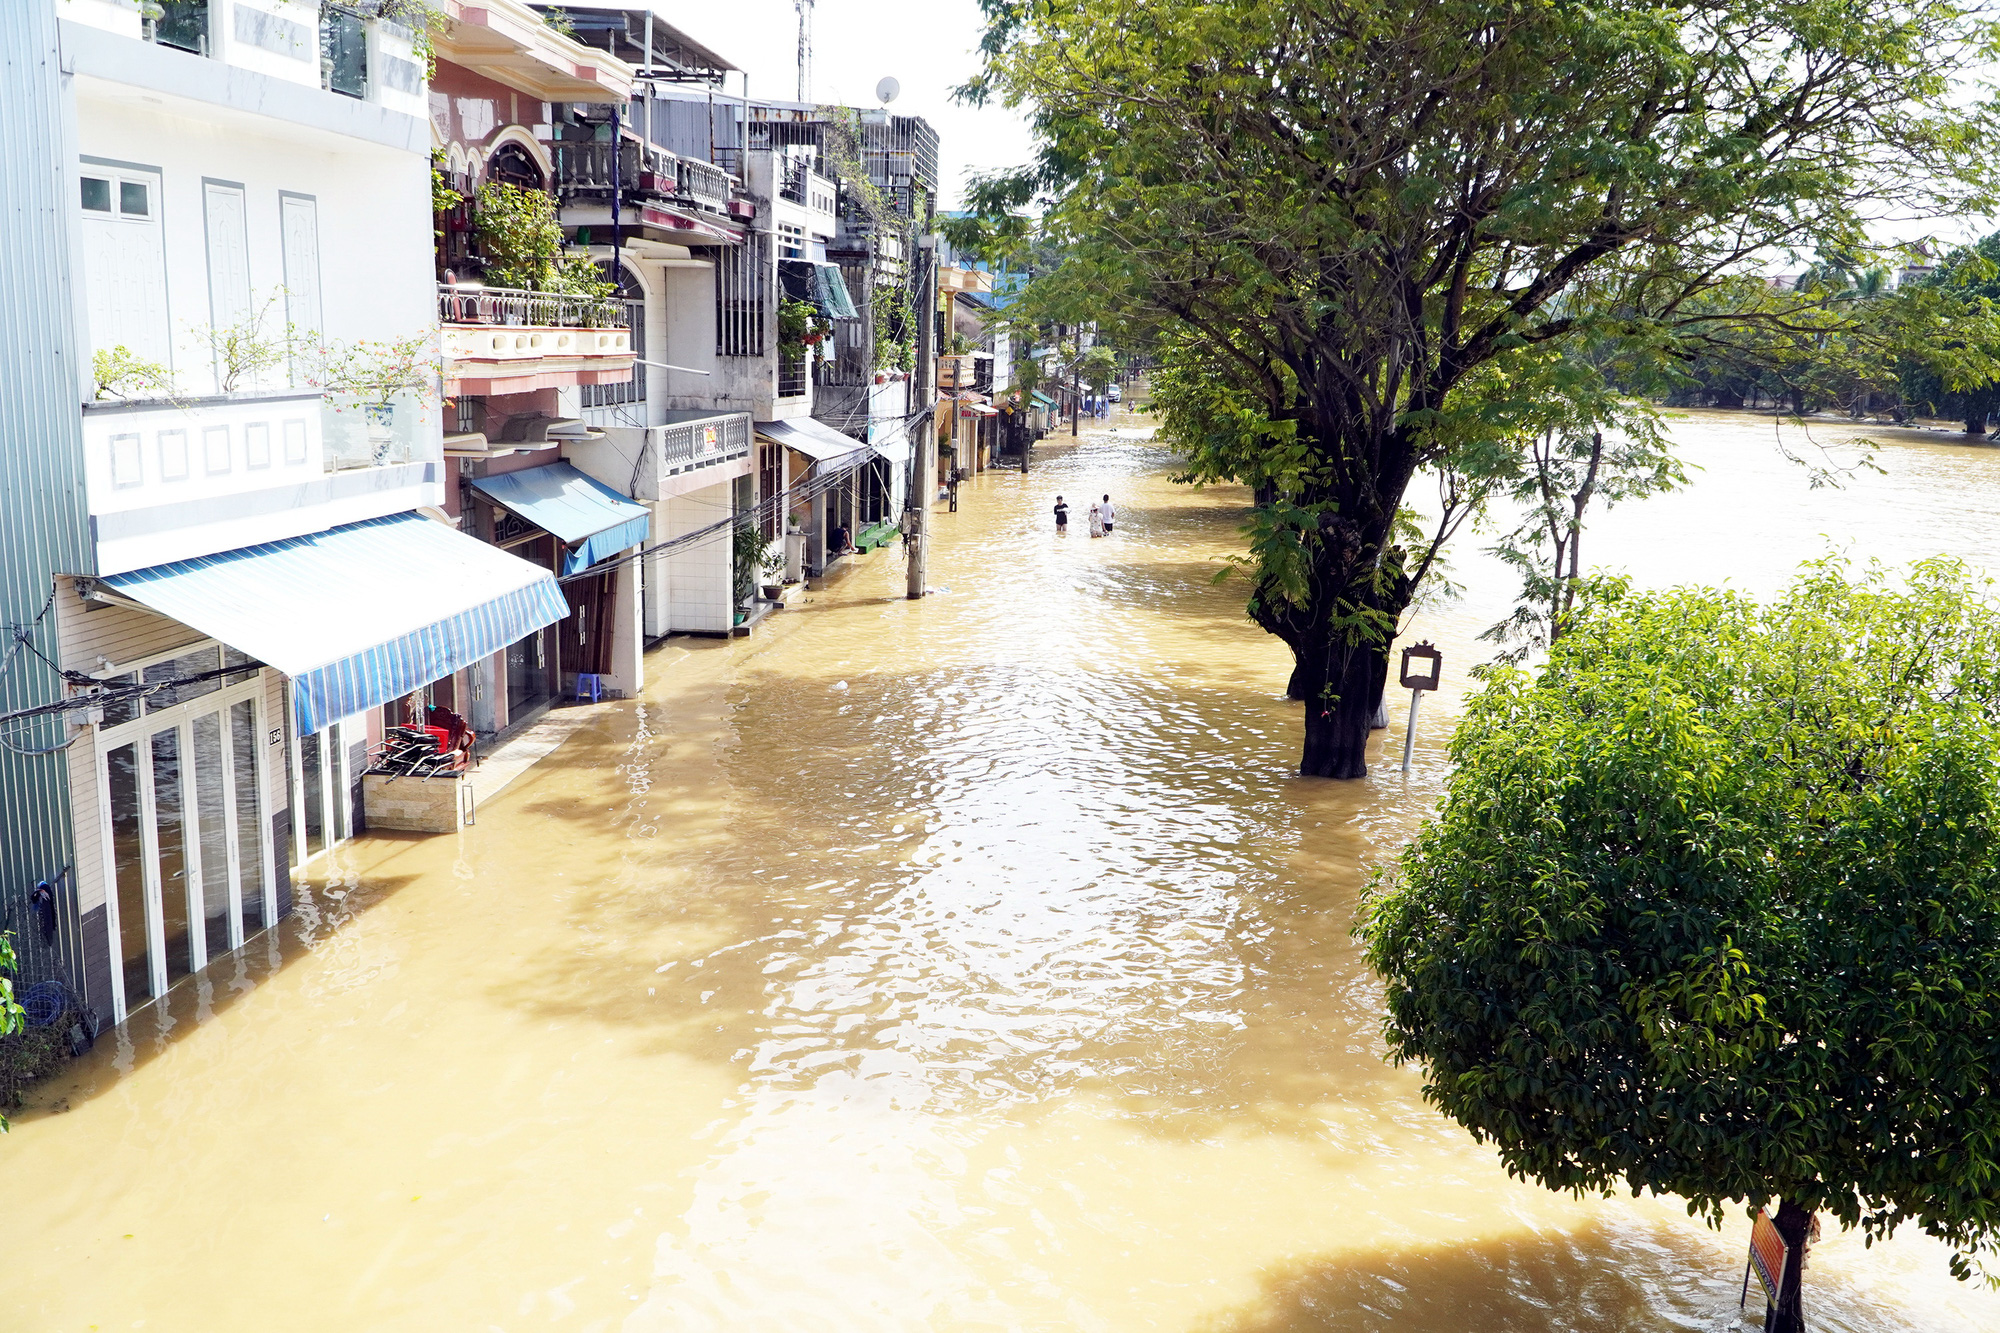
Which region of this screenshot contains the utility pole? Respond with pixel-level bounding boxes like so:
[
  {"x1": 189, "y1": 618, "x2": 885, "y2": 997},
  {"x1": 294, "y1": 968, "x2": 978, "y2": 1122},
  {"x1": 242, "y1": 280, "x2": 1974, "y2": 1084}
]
[
  {"x1": 794, "y1": 0, "x2": 813, "y2": 103},
  {"x1": 907, "y1": 237, "x2": 937, "y2": 599}
]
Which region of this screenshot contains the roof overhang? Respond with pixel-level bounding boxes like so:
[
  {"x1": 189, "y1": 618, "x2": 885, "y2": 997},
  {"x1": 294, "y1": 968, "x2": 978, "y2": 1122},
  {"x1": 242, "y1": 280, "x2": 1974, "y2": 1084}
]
[{"x1": 439, "y1": 0, "x2": 637, "y2": 102}]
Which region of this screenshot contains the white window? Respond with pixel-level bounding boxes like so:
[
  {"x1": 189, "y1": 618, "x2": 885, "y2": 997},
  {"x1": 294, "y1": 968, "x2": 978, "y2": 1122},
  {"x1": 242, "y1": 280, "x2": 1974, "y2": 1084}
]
[
  {"x1": 202, "y1": 180, "x2": 252, "y2": 390},
  {"x1": 280, "y1": 194, "x2": 323, "y2": 365},
  {"x1": 79, "y1": 165, "x2": 171, "y2": 371},
  {"x1": 245, "y1": 422, "x2": 271, "y2": 469}
]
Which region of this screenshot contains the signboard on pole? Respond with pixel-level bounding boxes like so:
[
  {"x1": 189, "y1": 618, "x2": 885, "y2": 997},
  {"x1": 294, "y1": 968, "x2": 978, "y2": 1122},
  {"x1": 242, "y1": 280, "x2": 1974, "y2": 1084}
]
[{"x1": 1742, "y1": 1209, "x2": 1790, "y2": 1308}]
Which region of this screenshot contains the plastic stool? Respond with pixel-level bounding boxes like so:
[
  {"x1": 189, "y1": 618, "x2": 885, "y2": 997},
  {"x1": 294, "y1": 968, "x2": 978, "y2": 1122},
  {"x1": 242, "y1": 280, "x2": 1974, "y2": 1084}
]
[{"x1": 574, "y1": 672, "x2": 605, "y2": 704}]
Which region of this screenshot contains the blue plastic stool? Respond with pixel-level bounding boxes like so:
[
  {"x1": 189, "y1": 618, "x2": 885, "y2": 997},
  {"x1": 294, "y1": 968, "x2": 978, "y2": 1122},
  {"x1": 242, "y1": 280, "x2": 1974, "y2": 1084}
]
[{"x1": 574, "y1": 672, "x2": 606, "y2": 704}]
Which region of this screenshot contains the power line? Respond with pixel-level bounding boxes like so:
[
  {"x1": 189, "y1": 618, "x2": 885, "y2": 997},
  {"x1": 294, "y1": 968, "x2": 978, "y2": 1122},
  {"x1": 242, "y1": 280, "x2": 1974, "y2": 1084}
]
[{"x1": 559, "y1": 401, "x2": 937, "y2": 586}]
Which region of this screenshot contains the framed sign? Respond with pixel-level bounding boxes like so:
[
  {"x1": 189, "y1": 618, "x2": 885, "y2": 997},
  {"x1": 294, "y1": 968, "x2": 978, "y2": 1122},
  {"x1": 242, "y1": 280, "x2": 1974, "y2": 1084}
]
[{"x1": 1399, "y1": 641, "x2": 1443, "y2": 692}]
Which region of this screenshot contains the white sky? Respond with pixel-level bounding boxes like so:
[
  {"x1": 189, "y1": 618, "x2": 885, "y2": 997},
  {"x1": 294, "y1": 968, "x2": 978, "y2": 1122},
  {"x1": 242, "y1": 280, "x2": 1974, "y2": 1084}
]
[{"x1": 667, "y1": 0, "x2": 1039, "y2": 209}]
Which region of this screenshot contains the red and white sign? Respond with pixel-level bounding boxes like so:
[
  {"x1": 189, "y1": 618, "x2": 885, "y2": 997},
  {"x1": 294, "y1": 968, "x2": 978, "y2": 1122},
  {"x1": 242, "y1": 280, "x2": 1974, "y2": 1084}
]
[{"x1": 1746, "y1": 1209, "x2": 1789, "y2": 1305}]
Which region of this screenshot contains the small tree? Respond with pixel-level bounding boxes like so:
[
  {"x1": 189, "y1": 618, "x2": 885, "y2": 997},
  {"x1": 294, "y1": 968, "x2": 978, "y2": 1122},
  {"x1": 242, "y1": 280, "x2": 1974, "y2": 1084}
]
[
  {"x1": 472, "y1": 181, "x2": 566, "y2": 291},
  {"x1": 1360, "y1": 558, "x2": 2000, "y2": 1331}
]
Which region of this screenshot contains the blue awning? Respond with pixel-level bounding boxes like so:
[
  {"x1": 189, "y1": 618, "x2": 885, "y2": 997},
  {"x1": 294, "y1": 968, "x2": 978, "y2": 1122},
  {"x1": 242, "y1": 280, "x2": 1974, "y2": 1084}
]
[
  {"x1": 467, "y1": 462, "x2": 651, "y2": 577},
  {"x1": 102, "y1": 513, "x2": 570, "y2": 735}
]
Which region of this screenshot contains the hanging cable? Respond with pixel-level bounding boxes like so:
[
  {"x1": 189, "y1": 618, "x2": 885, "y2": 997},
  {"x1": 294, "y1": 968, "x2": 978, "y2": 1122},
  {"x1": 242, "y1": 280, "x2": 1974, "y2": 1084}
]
[{"x1": 558, "y1": 401, "x2": 937, "y2": 586}]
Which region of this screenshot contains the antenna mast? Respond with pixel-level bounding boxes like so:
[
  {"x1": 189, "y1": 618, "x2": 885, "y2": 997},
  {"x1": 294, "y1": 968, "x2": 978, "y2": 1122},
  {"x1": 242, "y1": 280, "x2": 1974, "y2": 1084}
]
[{"x1": 794, "y1": 0, "x2": 813, "y2": 103}]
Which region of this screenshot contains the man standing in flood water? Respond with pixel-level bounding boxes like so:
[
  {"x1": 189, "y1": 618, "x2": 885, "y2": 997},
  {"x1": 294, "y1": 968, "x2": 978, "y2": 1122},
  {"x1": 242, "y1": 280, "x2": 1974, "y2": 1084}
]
[
  {"x1": 1101, "y1": 494, "x2": 1116, "y2": 533},
  {"x1": 1054, "y1": 495, "x2": 1070, "y2": 533}
]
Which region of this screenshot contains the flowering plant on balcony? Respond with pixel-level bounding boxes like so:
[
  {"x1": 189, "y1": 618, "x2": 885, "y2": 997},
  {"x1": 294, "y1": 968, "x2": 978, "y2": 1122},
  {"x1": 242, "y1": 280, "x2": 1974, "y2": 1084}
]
[
  {"x1": 92, "y1": 346, "x2": 180, "y2": 403},
  {"x1": 302, "y1": 331, "x2": 440, "y2": 410},
  {"x1": 779, "y1": 297, "x2": 832, "y2": 352}
]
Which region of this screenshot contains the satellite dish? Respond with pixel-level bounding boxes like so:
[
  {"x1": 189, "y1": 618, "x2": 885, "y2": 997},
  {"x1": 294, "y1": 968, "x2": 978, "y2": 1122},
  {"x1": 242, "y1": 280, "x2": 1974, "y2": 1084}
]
[{"x1": 876, "y1": 76, "x2": 900, "y2": 105}]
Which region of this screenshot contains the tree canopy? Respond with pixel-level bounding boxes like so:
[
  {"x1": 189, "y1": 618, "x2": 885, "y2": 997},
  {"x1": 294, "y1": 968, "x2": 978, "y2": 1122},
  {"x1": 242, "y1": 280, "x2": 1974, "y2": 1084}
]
[
  {"x1": 960, "y1": 0, "x2": 2000, "y2": 776},
  {"x1": 1359, "y1": 559, "x2": 2000, "y2": 1300}
]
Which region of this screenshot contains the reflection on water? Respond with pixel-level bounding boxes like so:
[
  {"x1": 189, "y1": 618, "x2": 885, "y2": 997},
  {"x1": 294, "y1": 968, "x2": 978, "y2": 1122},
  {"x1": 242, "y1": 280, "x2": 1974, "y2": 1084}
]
[{"x1": 6, "y1": 411, "x2": 2000, "y2": 1331}]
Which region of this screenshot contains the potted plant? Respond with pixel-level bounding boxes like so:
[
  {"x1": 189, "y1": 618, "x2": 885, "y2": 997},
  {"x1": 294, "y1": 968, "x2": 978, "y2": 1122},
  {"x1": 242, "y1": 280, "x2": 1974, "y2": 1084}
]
[{"x1": 759, "y1": 542, "x2": 785, "y2": 600}]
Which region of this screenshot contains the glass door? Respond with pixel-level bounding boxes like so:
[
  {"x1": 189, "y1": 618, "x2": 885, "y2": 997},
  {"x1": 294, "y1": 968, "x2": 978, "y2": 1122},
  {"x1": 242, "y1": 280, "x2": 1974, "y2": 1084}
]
[{"x1": 101, "y1": 671, "x2": 271, "y2": 1020}]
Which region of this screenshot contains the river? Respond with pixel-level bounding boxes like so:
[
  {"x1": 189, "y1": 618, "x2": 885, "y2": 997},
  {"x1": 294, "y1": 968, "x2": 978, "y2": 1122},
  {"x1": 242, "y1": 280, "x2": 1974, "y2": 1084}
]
[{"x1": 5, "y1": 409, "x2": 2000, "y2": 1331}]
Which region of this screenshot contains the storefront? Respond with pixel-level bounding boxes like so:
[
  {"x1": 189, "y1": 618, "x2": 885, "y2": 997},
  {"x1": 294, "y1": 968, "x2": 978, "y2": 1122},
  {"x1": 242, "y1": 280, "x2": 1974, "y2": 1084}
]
[
  {"x1": 467, "y1": 461, "x2": 651, "y2": 703},
  {"x1": 79, "y1": 511, "x2": 572, "y2": 1022}
]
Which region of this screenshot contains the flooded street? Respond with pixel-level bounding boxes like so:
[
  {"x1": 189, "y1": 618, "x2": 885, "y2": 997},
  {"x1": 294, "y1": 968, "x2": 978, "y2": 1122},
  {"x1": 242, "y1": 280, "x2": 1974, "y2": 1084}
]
[{"x1": 9, "y1": 410, "x2": 2000, "y2": 1331}]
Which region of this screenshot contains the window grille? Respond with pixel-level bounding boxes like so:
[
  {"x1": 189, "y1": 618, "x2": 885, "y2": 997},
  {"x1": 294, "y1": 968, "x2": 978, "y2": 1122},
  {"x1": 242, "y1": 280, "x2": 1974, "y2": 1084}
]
[
  {"x1": 707, "y1": 236, "x2": 767, "y2": 358},
  {"x1": 582, "y1": 299, "x2": 647, "y2": 408}
]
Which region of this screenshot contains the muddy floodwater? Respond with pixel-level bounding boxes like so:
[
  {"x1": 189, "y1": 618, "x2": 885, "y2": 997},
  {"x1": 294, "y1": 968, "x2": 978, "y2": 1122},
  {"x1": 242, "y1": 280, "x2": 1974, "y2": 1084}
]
[{"x1": 9, "y1": 410, "x2": 2000, "y2": 1331}]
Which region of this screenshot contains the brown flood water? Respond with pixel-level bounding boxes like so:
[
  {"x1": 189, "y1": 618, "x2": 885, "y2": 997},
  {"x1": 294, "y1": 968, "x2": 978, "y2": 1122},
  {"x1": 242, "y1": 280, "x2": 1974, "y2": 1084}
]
[{"x1": 7, "y1": 410, "x2": 2000, "y2": 1331}]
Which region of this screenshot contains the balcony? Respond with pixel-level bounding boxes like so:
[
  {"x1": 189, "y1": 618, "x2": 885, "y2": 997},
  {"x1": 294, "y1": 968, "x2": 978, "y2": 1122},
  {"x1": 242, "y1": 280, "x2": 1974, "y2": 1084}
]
[
  {"x1": 438, "y1": 284, "x2": 637, "y2": 396},
  {"x1": 565, "y1": 411, "x2": 753, "y2": 504},
  {"x1": 82, "y1": 391, "x2": 444, "y2": 576},
  {"x1": 553, "y1": 139, "x2": 735, "y2": 217},
  {"x1": 776, "y1": 158, "x2": 839, "y2": 236}
]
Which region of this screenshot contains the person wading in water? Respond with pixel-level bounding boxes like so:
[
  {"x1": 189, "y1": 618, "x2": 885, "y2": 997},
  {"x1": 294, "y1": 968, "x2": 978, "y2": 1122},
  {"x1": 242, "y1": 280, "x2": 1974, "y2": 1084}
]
[
  {"x1": 1100, "y1": 494, "x2": 1116, "y2": 533},
  {"x1": 1054, "y1": 495, "x2": 1069, "y2": 534}
]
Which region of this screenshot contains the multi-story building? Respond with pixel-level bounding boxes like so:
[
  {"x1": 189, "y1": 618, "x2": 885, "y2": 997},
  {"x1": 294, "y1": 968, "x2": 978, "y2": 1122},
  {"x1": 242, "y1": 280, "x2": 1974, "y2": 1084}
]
[
  {"x1": 0, "y1": 1, "x2": 585, "y2": 1031},
  {"x1": 428, "y1": 1, "x2": 655, "y2": 715},
  {"x1": 542, "y1": 21, "x2": 940, "y2": 590}
]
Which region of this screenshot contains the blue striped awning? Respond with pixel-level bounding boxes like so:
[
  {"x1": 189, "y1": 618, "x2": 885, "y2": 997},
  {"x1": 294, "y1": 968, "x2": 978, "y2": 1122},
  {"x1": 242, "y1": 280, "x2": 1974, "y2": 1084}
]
[
  {"x1": 102, "y1": 512, "x2": 570, "y2": 735},
  {"x1": 466, "y1": 462, "x2": 650, "y2": 577}
]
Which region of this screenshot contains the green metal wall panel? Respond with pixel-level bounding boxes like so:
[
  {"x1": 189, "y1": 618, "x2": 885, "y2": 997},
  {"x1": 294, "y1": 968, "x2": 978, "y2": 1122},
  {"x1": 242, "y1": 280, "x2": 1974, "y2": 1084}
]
[{"x1": 0, "y1": 4, "x2": 97, "y2": 1002}]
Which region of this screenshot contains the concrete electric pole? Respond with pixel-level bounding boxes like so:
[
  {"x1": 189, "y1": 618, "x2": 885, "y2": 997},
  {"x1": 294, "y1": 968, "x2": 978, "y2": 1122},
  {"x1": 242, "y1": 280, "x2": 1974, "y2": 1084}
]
[
  {"x1": 794, "y1": 0, "x2": 813, "y2": 103},
  {"x1": 907, "y1": 238, "x2": 937, "y2": 599}
]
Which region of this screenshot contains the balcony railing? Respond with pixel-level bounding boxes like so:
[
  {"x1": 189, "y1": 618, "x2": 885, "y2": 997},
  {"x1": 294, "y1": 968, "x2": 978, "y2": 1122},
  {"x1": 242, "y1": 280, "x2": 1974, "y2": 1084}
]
[
  {"x1": 778, "y1": 158, "x2": 810, "y2": 204},
  {"x1": 321, "y1": 6, "x2": 367, "y2": 98},
  {"x1": 438, "y1": 284, "x2": 626, "y2": 330},
  {"x1": 147, "y1": 0, "x2": 210, "y2": 53},
  {"x1": 552, "y1": 140, "x2": 735, "y2": 216},
  {"x1": 660, "y1": 415, "x2": 752, "y2": 471},
  {"x1": 778, "y1": 352, "x2": 809, "y2": 400}
]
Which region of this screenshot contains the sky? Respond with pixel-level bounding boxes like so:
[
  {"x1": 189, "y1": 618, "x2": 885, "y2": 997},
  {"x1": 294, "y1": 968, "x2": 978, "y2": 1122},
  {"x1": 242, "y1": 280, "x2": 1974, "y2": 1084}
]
[{"x1": 662, "y1": 0, "x2": 1039, "y2": 209}]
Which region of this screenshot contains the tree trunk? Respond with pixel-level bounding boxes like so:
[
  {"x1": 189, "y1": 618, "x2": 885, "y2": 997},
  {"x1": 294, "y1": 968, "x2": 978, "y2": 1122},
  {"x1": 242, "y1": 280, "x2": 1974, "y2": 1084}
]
[
  {"x1": 1762, "y1": 1200, "x2": 1814, "y2": 1333},
  {"x1": 1294, "y1": 633, "x2": 1385, "y2": 778}
]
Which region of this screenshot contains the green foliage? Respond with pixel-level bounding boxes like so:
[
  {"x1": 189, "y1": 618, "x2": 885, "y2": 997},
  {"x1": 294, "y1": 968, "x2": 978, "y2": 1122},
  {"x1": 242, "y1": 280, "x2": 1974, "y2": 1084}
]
[
  {"x1": 1477, "y1": 347, "x2": 1686, "y2": 656},
  {"x1": 778, "y1": 296, "x2": 832, "y2": 352},
  {"x1": 1360, "y1": 558, "x2": 2000, "y2": 1279},
  {"x1": 961, "y1": 0, "x2": 2000, "y2": 773},
  {"x1": 472, "y1": 181, "x2": 567, "y2": 291},
  {"x1": 431, "y1": 152, "x2": 464, "y2": 217},
  {"x1": 871, "y1": 284, "x2": 914, "y2": 373},
  {"x1": 1079, "y1": 344, "x2": 1118, "y2": 393},
  {"x1": 196, "y1": 289, "x2": 294, "y2": 393},
  {"x1": 302, "y1": 332, "x2": 439, "y2": 408},
  {"x1": 91, "y1": 345, "x2": 177, "y2": 402},
  {"x1": 730, "y1": 522, "x2": 767, "y2": 603},
  {"x1": 0, "y1": 933, "x2": 21, "y2": 1132}
]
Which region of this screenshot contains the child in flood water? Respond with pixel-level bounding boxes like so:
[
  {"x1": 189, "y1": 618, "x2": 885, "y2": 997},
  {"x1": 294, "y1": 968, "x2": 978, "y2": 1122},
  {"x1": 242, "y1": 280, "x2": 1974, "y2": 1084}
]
[
  {"x1": 1087, "y1": 500, "x2": 1105, "y2": 538},
  {"x1": 1054, "y1": 495, "x2": 1069, "y2": 533}
]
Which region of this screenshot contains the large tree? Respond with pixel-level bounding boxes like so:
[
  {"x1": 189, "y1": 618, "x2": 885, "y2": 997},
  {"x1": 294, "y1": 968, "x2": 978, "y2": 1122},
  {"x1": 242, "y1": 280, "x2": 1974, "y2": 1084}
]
[
  {"x1": 1359, "y1": 560, "x2": 2000, "y2": 1331},
  {"x1": 961, "y1": 0, "x2": 1997, "y2": 776}
]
